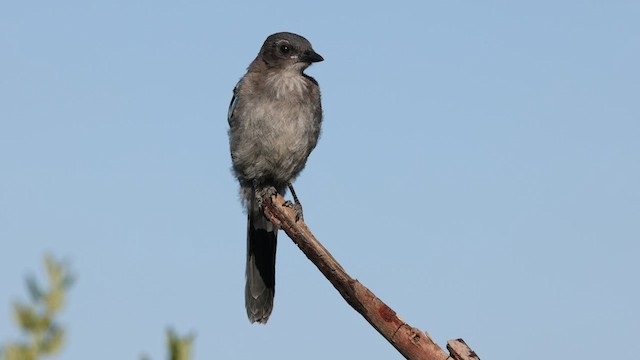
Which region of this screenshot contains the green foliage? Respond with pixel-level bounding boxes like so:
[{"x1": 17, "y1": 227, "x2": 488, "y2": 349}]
[
  {"x1": 1, "y1": 255, "x2": 73, "y2": 360},
  {"x1": 3, "y1": 255, "x2": 195, "y2": 360},
  {"x1": 167, "y1": 328, "x2": 195, "y2": 360},
  {"x1": 139, "y1": 328, "x2": 195, "y2": 360}
]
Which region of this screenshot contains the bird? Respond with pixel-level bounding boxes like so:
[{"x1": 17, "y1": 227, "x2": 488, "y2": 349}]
[{"x1": 227, "y1": 32, "x2": 324, "y2": 324}]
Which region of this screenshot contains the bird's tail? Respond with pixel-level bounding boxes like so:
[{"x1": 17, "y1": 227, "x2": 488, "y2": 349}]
[{"x1": 245, "y1": 201, "x2": 277, "y2": 324}]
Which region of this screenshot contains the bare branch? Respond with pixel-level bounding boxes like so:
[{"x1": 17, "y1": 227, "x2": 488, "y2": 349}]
[
  {"x1": 447, "y1": 339, "x2": 481, "y2": 360},
  {"x1": 261, "y1": 194, "x2": 479, "y2": 360}
]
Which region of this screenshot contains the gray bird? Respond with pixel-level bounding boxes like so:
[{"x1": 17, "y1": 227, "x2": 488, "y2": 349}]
[{"x1": 227, "y1": 32, "x2": 323, "y2": 324}]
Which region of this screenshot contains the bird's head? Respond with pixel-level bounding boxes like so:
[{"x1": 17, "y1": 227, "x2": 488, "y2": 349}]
[{"x1": 259, "y1": 32, "x2": 323, "y2": 72}]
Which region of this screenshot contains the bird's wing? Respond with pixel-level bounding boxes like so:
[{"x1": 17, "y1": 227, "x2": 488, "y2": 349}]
[{"x1": 227, "y1": 81, "x2": 240, "y2": 125}]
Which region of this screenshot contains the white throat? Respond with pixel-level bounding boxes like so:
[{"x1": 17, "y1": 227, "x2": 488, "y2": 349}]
[{"x1": 266, "y1": 69, "x2": 308, "y2": 99}]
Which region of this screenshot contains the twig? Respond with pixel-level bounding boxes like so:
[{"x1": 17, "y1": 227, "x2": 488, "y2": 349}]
[
  {"x1": 261, "y1": 194, "x2": 479, "y2": 360},
  {"x1": 447, "y1": 339, "x2": 480, "y2": 360}
]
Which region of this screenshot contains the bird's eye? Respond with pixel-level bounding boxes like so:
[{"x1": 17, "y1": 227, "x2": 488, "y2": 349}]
[{"x1": 279, "y1": 44, "x2": 290, "y2": 54}]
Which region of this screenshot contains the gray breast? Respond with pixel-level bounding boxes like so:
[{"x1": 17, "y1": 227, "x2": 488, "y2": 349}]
[{"x1": 231, "y1": 72, "x2": 318, "y2": 185}]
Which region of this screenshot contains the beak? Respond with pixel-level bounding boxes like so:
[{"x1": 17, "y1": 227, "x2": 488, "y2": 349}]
[{"x1": 300, "y1": 49, "x2": 324, "y2": 63}]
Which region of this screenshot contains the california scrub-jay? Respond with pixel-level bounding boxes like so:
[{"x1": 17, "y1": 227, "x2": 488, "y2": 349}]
[{"x1": 227, "y1": 32, "x2": 323, "y2": 323}]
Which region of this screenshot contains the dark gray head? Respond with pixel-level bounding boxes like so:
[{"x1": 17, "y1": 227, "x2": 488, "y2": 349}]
[{"x1": 257, "y1": 32, "x2": 323, "y2": 71}]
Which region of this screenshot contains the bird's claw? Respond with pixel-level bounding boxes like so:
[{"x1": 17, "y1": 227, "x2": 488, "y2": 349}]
[
  {"x1": 283, "y1": 200, "x2": 304, "y2": 222},
  {"x1": 256, "y1": 186, "x2": 278, "y2": 209}
]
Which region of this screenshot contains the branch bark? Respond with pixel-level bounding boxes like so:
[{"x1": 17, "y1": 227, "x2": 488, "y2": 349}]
[{"x1": 261, "y1": 193, "x2": 479, "y2": 360}]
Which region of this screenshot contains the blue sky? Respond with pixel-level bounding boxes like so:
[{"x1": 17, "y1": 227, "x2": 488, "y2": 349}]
[{"x1": 1, "y1": 1, "x2": 638, "y2": 359}]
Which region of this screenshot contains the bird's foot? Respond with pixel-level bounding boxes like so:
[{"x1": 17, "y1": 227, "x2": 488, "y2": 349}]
[
  {"x1": 283, "y1": 200, "x2": 304, "y2": 222},
  {"x1": 256, "y1": 186, "x2": 278, "y2": 209}
]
